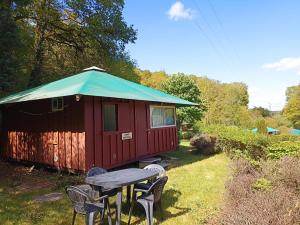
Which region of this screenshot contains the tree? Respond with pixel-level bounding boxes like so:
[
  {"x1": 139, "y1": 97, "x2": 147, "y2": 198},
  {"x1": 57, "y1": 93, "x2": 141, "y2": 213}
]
[
  {"x1": 251, "y1": 107, "x2": 271, "y2": 117},
  {"x1": 135, "y1": 69, "x2": 168, "y2": 90},
  {"x1": 13, "y1": 0, "x2": 138, "y2": 87},
  {"x1": 161, "y1": 73, "x2": 206, "y2": 127},
  {"x1": 256, "y1": 119, "x2": 268, "y2": 134},
  {"x1": 0, "y1": 0, "x2": 33, "y2": 96},
  {"x1": 283, "y1": 85, "x2": 300, "y2": 128},
  {"x1": 195, "y1": 76, "x2": 251, "y2": 127}
]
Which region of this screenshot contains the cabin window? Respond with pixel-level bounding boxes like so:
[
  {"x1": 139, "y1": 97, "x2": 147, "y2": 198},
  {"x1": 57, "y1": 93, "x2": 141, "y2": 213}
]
[
  {"x1": 103, "y1": 104, "x2": 118, "y2": 132},
  {"x1": 52, "y1": 97, "x2": 64, "y2": 111},
  {"x1": 150, "y1": 106, "x2": 175, "y2": 128}
]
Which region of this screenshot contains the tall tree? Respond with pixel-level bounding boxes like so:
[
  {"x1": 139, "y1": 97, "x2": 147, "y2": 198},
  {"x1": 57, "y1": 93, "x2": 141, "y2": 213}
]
[
  {"x1": 251, "y1": 107, "x2": 271, "y2": 117},
  {"x1": 161, "y1": 73, "x2": 206, "y2": 127},
  {"x1": 25, "y1": 0, "x2": 138, "y2": 87},
  {"x1": 135, "y1": 69, "x2": 168, "y2": 90},
  {"x1": 283, "y1": 85, "x2": 300, "y2": 128},
  {"x1": 0, "y1": 0, "x2": 32, "y2": 96}
]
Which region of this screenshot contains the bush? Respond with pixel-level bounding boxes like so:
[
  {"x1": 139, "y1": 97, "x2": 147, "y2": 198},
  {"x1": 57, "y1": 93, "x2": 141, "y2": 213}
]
[
  {"x1": 197, "y1": 123, "x2": 270, "y2": 159},
  {"x1": 253, "y1": 178, "x2": 272, "y2": 190},
  {"x1": 190, "y1": 134, "x2": 220, "y2": 155},
  {"x1": 181, "y1": 131, "x2": 194, "y2": 139},
  {"x1": 267, "y1": 141, "x2": 300, "y2": 159},
  {"x1": 210, "y1": 157, "x2": 300, "y2": 225}
]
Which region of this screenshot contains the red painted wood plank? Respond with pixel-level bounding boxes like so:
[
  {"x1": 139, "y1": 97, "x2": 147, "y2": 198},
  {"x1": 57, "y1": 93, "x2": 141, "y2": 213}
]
[
  {"x1": 110, "y1": 134, "x2": 117, "y2": 165},
  {"x1": 65, "y1": 131, "x2": 72, "y2": 169},
  {"x1": 117, "y1": 136, "x2": 123, "y2": 163},
  {"x1": 58, "y1": 131, "x2": 65, "y2": 169},
  {"x1": 85, "y1": 96, "x2": 95, "y2": 170},
  {"x1": 78, "y1": 132, "x2": 85, "y2": 171},
  {"x1": 94, "y1": 97, "x2": 102, "y2": 167},
  {"x1": 102, "y1": 134, "x2": 110, "y2": 168},
  {"x1": 71, "y1": 132, "x2": 79, "y2": 170}
]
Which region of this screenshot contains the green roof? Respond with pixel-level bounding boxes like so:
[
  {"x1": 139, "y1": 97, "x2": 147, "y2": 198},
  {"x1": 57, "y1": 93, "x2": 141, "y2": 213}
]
[
  {"x1": 290, "y1": 128, "x2": 300, "y2": 135},
  {"x1": 251, "y1": 127, "x2": 279, "y2": 133},
  {"x1": 0, "y1": 67, "x2": 197, "y2": 106}
]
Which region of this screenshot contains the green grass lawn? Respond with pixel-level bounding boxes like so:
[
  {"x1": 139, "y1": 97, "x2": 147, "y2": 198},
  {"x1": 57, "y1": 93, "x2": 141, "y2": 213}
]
[{"x1": 0, "y1": 141, "x2": 229, "y2": 225}]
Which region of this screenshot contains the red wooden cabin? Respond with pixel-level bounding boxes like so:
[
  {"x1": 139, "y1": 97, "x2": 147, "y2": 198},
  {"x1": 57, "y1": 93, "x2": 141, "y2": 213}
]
[{"x1": 0, "y1": 67, "x2": 196, "y2": 171}]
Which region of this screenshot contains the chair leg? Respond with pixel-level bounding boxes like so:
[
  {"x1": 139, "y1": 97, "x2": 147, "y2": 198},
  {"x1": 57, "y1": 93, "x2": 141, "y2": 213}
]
[
  {"x1": 127, "y1": 185, "x2": 131, "y2": 204},
  {"x1": 85, "y1": 212, "x2": 95, "y2": 225},
  {"x1": 72, "y1": 210, "x2": 77, "y2": 225},
  {"x1": 99, "y1": 199, "x2": 107, "y2": 224},
  {"x1": 139, "y1": 200, "x2": 153, "y2": 225},
  {"x1": 106, "y1": 200, "x2": 112, "y2": 225},
  {"x1": 148, "y1": 201, "x2": 154, "y2": 225},
  {"x1": 127, "y1": 200, "x2": 135, "y2": 225}
]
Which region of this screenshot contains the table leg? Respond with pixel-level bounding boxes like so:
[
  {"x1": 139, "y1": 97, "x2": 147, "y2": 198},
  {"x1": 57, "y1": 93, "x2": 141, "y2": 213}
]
[
  {"x1": 126, "y1": 185, "x2": 131, "y2": 204},
  {"x1": 116, "y1": 188, "x2": 122, "y2": 225}
]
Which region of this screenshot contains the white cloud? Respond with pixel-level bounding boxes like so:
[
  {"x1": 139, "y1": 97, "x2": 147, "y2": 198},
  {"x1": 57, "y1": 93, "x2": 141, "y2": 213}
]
[
  {"x1": 263, "y1": 57, "x2": 300, "y2": 74},
  {"x1": 167, "y1": 1, "x2": 195, "y2": 21}
]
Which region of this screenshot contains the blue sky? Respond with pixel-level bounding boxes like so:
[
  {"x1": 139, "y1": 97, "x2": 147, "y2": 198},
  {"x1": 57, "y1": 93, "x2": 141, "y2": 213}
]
[{"x1": 124, "y1": 0, "x2": 300, "y2": 111}]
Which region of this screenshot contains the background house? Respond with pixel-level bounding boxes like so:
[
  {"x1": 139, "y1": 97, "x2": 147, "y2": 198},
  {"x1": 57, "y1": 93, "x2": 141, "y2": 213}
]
[{"x1": 0, "y1": 67, "x2": 196, "y2": 171}]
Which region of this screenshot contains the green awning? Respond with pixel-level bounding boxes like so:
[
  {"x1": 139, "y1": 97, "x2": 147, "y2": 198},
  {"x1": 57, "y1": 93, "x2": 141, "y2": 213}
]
[
  {"x1": 251, "y1": 127, "x2": 279, "y2": 133},
  {"x1": 0, "y1": 67, "x2": 197, "y2": 106},
  {"x1": 290, "y1": 128, "x2": 300, "y2": 135}
]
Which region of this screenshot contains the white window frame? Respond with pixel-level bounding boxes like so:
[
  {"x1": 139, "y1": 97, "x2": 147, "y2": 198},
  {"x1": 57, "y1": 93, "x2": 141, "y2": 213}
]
[{"x1": 150, "y1": 105, "x2": 176, "y2": 128}]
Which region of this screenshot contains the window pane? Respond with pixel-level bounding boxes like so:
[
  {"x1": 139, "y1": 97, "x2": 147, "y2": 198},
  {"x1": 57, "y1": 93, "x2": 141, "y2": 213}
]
[
  {"x1": 165, "y1": 108, "x2": 175, "y2": 125},
  {"x1": 103, "y1": 104, "x2": 117, "y2": 131},
  {"x1": 151, "y1": 106, "x2": 175, "y2": 128}
]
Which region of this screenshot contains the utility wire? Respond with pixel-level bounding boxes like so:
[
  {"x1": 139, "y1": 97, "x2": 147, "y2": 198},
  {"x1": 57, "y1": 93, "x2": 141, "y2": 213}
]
[
  {"x1": 191, "y1": 0, "x2": 236, "y2": 70},
  {"x1": 205, "y1": 0, "x2": 240, "y2": 59}
]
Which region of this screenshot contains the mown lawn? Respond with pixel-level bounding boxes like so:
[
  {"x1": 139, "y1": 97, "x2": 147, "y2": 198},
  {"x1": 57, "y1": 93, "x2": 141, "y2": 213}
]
[{"x1": 0, "y1": 141, "x2": 229, "y2": 225}]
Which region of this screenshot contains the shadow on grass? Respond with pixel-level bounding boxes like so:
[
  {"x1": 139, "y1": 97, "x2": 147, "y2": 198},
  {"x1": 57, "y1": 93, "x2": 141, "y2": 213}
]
[
  {"x1": 164, "y1": 146, "x2": 220, "y2": 170},
  {"x1": 124, "y1": 188, "x2": 190, "y2": 225}
]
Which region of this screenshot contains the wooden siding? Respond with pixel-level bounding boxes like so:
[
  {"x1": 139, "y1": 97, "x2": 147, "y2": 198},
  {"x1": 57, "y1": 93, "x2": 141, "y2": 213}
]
[
  {"x1": 84, "y1": 97, "x2": 177, "y2": 169},
  {"x1": 1, "y1": 96, "x2": 86, "y2": 171},
  {"x1": 0, "y1": 95, "x2": 178, "y2": 171}
]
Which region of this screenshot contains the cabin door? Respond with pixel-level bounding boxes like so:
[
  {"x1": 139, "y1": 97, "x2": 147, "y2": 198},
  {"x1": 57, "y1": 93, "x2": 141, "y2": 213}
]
[{"x1": 135, "y1": 102, "x2": 149, "y2": 157}]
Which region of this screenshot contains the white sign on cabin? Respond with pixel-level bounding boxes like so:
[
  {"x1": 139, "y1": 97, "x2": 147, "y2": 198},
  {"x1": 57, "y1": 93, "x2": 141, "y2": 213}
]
[{"x1": 122, "y1": 132, "x2": 133, "y2": 140}]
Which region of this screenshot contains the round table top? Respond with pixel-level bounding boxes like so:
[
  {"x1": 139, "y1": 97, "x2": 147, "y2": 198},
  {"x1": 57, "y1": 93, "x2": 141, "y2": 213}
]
[{"x1": 85, "y1": 168, "x2": 158, "y2": 189}]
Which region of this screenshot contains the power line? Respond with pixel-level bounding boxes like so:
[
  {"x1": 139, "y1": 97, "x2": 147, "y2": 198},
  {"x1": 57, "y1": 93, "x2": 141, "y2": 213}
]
[
  {"x1": 191, "y1": 0, "x2": 236, "y2": 74},
  {"x1": 190, "y1": 0, "x2": 234, "y2": 76},
  {"x1": 205, "y1": 0, "x2": 240, "y2": 60}
]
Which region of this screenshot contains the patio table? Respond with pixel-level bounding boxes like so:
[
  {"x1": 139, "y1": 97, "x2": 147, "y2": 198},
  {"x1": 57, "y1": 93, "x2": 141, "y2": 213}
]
[{"x1": 85, "y1": 168, "x2": 158, "y2": 225}]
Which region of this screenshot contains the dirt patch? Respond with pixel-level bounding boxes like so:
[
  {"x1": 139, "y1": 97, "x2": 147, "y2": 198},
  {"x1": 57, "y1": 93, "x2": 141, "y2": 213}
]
[
  {"x1": 0, "y1": 160, "x2": 57, "y2": 194},
  {"x1": 15, "y1": 179, "x2": 55, "y2": 194},
  {"x1": 33, "y1": 192, "x2": 64, "y2": 203}
]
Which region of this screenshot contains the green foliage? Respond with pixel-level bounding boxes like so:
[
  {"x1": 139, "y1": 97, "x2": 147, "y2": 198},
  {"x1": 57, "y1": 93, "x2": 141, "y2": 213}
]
[
  {"x1": 161, "y1": 73, "x2": 206, "y2": 126},
  {"x1": 181, "y1": 131, "x2": 194, "y2": 139},
  {"x1": 197, "y1": 123, "x2": 300, "y2": 161},
  {"x1": 251, "y1": 107, "x2": 271, "y2": 117},
  {"x1": 253, "y1": 178, "x2": 272, "y2": 191},
  {"x1": 135, "y1": 69, "x2": 168, "y2": 90},
  {"x1": 267, "y1": 141, "x2": 300, "y2": 159},
  {"x1": 0, "y1": 0, "x2": 138, "y2": 93},
  {"x1": 283, "y1": 85, "x2": 300, "y2": 129},
  {"x1": 256, "y1": 119, "x2": 268, "y2": 134},
  {"x1": 0, "y1": 0, "x2": 33, "y2": 97},
  {"x1": 197, "y1": 123, "x2": 270, "y2": 159},
  {"x1": 195, "y1": 76, "x2": 252, "y2": 127}
]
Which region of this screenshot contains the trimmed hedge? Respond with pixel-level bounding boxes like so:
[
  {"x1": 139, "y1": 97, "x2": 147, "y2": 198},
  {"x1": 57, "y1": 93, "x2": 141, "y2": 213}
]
[
  {"x1": 267, "y1": 141, "x2": 300, "y2": 159},
  {"x1": 197, "y1": 123, "x2": 270, "y2": 159},
  {"x1": 195, "y1": 123, "x2": 300, "y2": 160}
]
